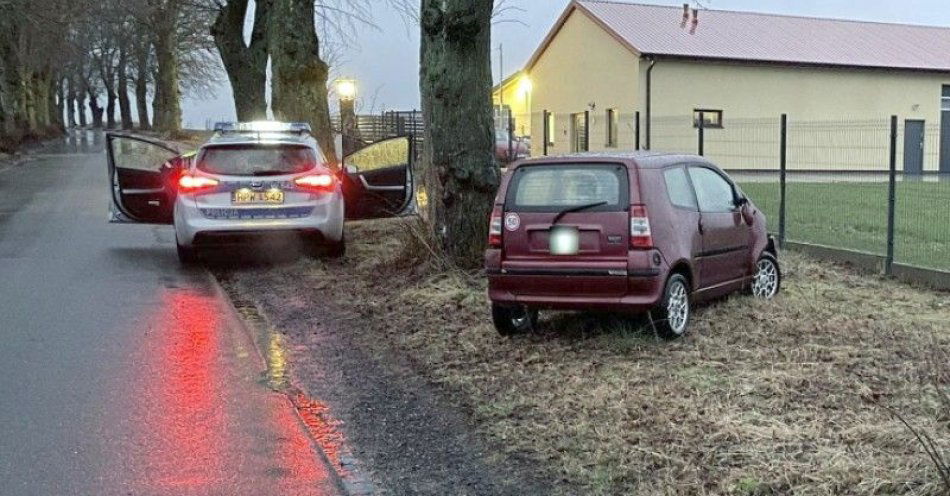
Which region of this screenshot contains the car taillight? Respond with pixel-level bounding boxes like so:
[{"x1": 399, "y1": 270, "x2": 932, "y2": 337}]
[
  {"x1": 630, "y1": 204, "x2": 653, "y2": 249},
  {"x1": 294, "y1": 173, "x2": 336, "y2": 192},
  {"x1": 178, "y1": 174, "x2": 219, "y2": 193},
  {"x1": 488, "y1": 206, "x2": 503, "y2": 248}
]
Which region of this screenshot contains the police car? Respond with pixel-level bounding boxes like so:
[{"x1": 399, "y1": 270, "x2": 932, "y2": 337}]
[{"x1": 106, "y1": 121, "x2": 413, "y2": 263}]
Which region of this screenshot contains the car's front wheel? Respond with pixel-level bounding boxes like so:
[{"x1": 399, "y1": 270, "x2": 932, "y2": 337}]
[
  {"x1": 652, "y1": 274, "x2": 691, "y2": 340},
  {"x1": 491, "y1": 304, "x2": 538, "y2": 337},
  {"x1": 751, "y1": 253, "x2": 781, "y2": 299}
]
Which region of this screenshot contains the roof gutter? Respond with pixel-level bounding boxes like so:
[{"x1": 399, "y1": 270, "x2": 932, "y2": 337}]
[{"x1": 645, "y1": 57, "x2": 657, "y2": 150}]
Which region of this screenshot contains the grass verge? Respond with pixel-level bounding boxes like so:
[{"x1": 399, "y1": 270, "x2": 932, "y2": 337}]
[
  {"x1": 258, "y1": 218, "x2": 950, "y2": 495},
  {"x1": 739, "y1": 181, "x2": 950, "y2": 272}
]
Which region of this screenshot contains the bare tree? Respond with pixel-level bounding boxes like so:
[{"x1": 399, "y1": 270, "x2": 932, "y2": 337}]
[
  {"x1": 269, "y1": 0, "x2": 336, "y2": 163},
  {"x1": 418, "y1": 0, "x2": 499, "y2": 267},
  {"x1": 210, "y1": 0, "x2": 271, "y2": 121}
]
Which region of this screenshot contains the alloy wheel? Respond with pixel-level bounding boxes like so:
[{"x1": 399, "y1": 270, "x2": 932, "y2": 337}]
[
  {"x1": 752, "y1": 258, "x2": 779, "y2": 299},
  {"x1": 666, "y1": 280, "x2": 689, "y2": 335}
]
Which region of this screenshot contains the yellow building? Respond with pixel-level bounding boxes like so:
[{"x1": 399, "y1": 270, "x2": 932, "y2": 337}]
[
  {"x1": 519, "y1": 0, "x2": 950, "y2": 172},
  {"x1": 493, "y1": 70, "x2": 533, "y2": 137}
]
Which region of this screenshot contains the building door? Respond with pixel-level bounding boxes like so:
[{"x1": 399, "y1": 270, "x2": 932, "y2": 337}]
[
  {"x1": 903, "y1": 120, "x2": 925, "y2": 176},
  {"x1": 940, "y1": 86, "x2": 950, "y2": 172},
  {"x1": 571, "y1": 112, "x2": 588, "y2": 153}
]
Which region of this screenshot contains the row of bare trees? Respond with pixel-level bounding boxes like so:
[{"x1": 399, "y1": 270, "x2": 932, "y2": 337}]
[
  {"x1": 0, "y1": 0, "x2": 218, "y2": 148},
  {"x1": 0, "y1": 0, "x2": 501, "y2": 267}
]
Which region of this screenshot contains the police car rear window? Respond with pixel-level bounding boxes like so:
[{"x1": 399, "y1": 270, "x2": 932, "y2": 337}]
[{"x1": 198, "y1": 145, "x2": 317, "y2": 176}]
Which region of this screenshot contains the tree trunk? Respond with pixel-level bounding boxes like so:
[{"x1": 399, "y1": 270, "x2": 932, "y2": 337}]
[
  {"x1": 24, "y1": 69, "x2": 38, "y2": 132},
  {"x1": 419, "y1": 0, "x2": 499, "y2": 267},
  {"x1": 117, "y1": 50, "x2": 133, "y2": 130},
  {"x1": 151, "y1": 0, "x2": 182, "y2": 133},
  {"x1": 134, "y1": 44, "x2": 150, "y2": 130},
  {"x1": 50, "y1": 75, "x2": 63, "y2": 132},
  {"x1": 0, "y1": 11, "x2": 28, "y2": 136},
  {"x1": 212, "y1": 0, "x2": 270, "y2": 121},
  {"x1": 88, "y1": 89, "x2": 103, "y2": 128},
  {"x1": 269, "y1": 0, "x2": 335, "y2": 165},
  {"x1": 101, "y1": 65, "x2": 116, "y2": 129},
  {"x1": 77, "y1": 93, "x2": 88, "y2": 127},
  {"x1": 151, "y1": 72, "x2": 162, "y2": 129},
  {"x1": 66, "y1": 78, "x2": 77, "y2": 128}
]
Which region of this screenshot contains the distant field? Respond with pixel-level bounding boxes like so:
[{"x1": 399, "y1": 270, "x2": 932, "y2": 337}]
[{"x1": 738, "y1": 180, "x2": 950, "y2": 272}]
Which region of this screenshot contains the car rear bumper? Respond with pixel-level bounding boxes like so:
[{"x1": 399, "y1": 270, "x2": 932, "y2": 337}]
[
  {"x1": 487, "y1": 271, "x2": 666, "y2": 312},
  {"x1": 174, "y1": 193, "x2": 344, "y2": 246}
]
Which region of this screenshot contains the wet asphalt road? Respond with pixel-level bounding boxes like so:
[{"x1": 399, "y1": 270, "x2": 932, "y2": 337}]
[{"x1": 0, "y1": 133, "x2": 342, "y2": 495}]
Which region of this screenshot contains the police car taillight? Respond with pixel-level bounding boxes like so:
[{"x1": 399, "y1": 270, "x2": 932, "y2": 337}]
[
  {"x1": 178, "y1": 174, "x2": 219, "y2": 193},
  {"x1": 295, "y1": 173, "x2": 336, "y2": 192}
]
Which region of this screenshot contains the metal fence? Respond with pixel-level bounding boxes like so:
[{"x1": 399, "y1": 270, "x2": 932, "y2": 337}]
[{"x1": 531, "y1": 110, "x2": 950, "y2": 280}]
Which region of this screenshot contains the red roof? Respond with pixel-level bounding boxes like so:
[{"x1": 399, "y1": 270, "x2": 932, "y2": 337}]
[{"x1": 528, "y1": 0, "x2": 950, "y2": 72}]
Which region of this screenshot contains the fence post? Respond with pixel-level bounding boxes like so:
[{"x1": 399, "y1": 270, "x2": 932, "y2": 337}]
[
  {"x1": 542, "y1": 110, "x2": 549, "y2": 156},
  {"x1": 885, "y1": 115, "x2": 898, "y2": 276},
  {"x1": 697, "y1": 111, "x2": 705, "y2": 156},
  {"x1": 507, "y1": 112, "x2": 514, "y2": 163},
  {"x1": 779, "y1": 114, "x2": 787, "y2": 248},
  {"x1": 635, "y1": 111, "x2": 641, "y2": 151}
]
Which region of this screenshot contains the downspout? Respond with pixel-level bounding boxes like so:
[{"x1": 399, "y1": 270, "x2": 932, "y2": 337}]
[{"x1": 645, "y1": 57, "x2": 657, "y2": 150}]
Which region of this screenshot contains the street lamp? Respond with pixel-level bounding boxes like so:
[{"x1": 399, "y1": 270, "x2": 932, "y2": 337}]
[
  {"x1": 336, "y1": 79, "x2": 357, "y2": 101},
  {"x1": 335, "y1": 79, "x2": 359, "y2": 157}
]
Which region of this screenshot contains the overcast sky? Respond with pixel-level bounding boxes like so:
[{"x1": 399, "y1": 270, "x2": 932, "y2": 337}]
[{"x1": 181, "y1": 0, "x2": 950, "y2": 128}]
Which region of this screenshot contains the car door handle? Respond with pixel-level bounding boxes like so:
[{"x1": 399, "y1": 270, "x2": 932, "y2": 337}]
[{"x1": 359, "y1": 175, "x2": 403, "y2": 192}]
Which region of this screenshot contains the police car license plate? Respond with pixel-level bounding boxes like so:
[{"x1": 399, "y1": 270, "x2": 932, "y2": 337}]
[{"x1": 232, "y1": 189, "x2": 284, "y2": 204}]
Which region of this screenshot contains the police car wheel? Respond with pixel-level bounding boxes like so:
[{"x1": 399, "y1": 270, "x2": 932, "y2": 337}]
[
  {"x1": 176, "y1": 241, "x2": 199, "y2": 265},
  {"x1": 324, "y1": 234, "x2": 346, "y2": 259}
]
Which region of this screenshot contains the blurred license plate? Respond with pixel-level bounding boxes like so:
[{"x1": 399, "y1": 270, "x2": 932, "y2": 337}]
[
  {"x1": 232, "y1": 189, "x2": 284, "y2": 204},
  {"x1": 549, "y1": 226, "x2": 579, "y2": 255}
]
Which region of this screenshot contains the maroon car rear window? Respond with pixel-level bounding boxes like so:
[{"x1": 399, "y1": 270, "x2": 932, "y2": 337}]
[
  {"x1": 507, "y1": 164, "x2": 628, "y2": 212},
  {"x1": 197, "y1": 145, "x2": 317, "y2": 176}
]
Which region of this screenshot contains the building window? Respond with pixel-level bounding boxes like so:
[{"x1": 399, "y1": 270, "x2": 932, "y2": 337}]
[
  {"x1": 693, "y1": 109, "x2": 723, "y2": 129},
  {"x1": 606, "y1": 109, "x2": 618, "y2": 148},
  {"x1": 942, "y1": 86, "x2": 950, "y2": 111},
  {"x1": 546, "y1": 112, "x2": 556, "y2": 145},
  {"x1": 571, "y1": 112, "x2": 588, "y2": 152}
]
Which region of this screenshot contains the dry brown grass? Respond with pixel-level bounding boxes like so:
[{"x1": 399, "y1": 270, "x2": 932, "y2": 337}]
[{"x1": 297, "y1": 218, "x2": 950, "y2": 495}]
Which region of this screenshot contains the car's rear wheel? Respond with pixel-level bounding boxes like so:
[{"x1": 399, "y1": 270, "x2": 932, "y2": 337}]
[
  {"x1": 751, "y1": 253, "x2": 781, "y2": 299},
  {"x1": 491, "y1": 304, "x2": 538, "y2": 337},
  {"x1": 652, "y1": 274, "x2": 691, "y2": 340},
  {"x1": 176, "y1": 240, "x2": 199, "y2": 265},
  {"x1": 324, "y1": 233, "x2": 346, "y2": 259}
]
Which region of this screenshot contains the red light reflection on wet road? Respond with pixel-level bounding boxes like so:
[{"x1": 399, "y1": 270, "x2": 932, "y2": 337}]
[
  {"x1": 140, "y1": 290, "x2": 227, "y2": 489},
  {"x1": 126, "y1": 287, "x2": 339, "y2": 495}
]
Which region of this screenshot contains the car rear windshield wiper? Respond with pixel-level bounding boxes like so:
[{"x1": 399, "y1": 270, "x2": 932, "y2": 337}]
[{"x1": 551, "y1": 201, "x2": 609, "y2": 225}]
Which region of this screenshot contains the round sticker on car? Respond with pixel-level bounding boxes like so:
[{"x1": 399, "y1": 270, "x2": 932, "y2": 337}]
[{"x1": 504, "y1": 213, "x2": 521, "y2": 231}]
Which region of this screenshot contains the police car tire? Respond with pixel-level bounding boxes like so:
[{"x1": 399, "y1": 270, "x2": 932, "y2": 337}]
[
  {"x1": 325, "y1": 234, "x2": 346, "y2": 259},
  {"x1": 176, "y1": 242, "x2": 199, "y2": 265}
]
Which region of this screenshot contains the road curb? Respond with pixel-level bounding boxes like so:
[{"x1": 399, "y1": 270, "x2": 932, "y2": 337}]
[{"x1": 207, "y1": 270, "x2": 375, "y2": 496}]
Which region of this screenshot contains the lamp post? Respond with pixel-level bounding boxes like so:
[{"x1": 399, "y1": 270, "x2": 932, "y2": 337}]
[{"x1": 336, "y1": 79, "x2": 359, "y2": 157}]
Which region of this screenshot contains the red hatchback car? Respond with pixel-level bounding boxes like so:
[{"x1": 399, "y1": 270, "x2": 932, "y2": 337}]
[{"x1": 485, "y1": 152, "x2": 780, "y2": 339}]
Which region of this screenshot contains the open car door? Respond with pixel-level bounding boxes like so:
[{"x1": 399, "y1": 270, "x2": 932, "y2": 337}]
[
  {"x1": 106, "y1": 133, "x2": 183, "y2": 224},
  {"x1": 342, "y1": 136, "x2": 414, "y2": 220}
]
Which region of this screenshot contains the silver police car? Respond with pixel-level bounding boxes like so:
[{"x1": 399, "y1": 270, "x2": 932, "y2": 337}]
[{"x1": 106, "y1": 121, "x2": 413, "y2": 263}]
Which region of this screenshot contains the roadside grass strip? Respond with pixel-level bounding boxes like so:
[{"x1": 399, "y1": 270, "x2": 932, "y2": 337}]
[{"x1": 245, "y1": 218, "x2": 950, "y2": 495}]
